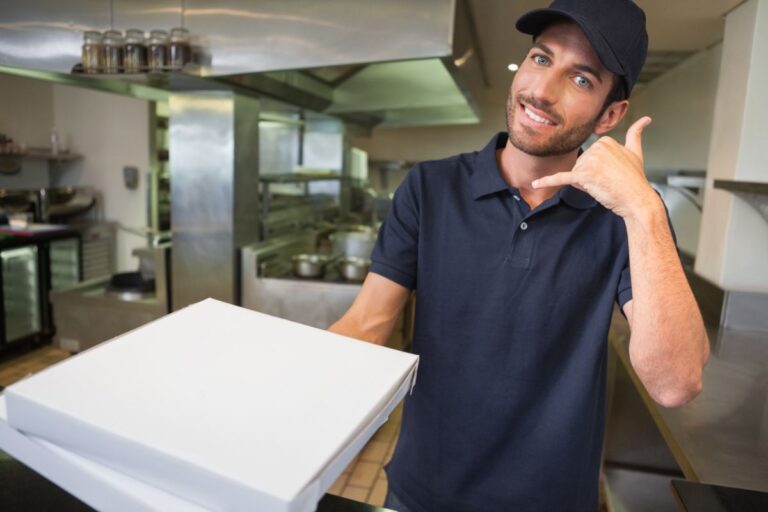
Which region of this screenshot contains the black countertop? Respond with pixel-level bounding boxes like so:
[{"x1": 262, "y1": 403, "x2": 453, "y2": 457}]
[
  {"x1": 0, "y1": 455, "x2": 395, "y2": 511},
  {"x1": 0, "y1": 226, "x2": 78, "y2": 249}
]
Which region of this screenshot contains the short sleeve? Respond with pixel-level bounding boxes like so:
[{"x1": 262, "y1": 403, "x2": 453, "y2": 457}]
[
  {"x1": 370, "y1": 166, "x2": 421, "y2": 289},
  {"x1": 615, "y1": 189, "x2": 681, "y2": 310}
]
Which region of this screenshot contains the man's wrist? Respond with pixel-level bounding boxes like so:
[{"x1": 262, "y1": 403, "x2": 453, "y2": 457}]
[{"x1": 623, "y1": 190, "x2": 666, "y2": 228}]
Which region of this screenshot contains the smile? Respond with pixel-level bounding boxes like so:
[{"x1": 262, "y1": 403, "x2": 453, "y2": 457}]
[{"x1": 523, "y1": 105, "x2": 556, "y2": 126}]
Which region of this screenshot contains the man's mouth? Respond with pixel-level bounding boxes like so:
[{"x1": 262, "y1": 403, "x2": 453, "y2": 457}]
[{"x1": 520, "y1": 102, "x2": 557, "y2": 126}]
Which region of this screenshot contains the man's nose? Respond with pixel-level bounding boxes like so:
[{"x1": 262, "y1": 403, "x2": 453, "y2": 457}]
[{"x1": 529, "y1": 72, "x2": 560, "y2": 107}]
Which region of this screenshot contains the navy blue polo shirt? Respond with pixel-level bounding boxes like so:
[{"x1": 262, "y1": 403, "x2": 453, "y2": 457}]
[{"x1": 370, "y1": 133, "x2": 637, "y2": 512}]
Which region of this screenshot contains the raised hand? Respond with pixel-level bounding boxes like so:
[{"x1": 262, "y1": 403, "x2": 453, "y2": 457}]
[{"x1": 532, "y1": 116, "x2": 659, "y2": 219}]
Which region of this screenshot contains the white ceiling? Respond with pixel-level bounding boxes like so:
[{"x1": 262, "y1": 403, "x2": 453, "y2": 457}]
[{"x1": 469, "y1": 0, "x2": 745, "y2": 89}]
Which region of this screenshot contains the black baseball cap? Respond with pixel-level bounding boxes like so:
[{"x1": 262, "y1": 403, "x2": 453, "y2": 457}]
[{"x1": 516, "y1": 0, "x2": 648, "y2": 97}]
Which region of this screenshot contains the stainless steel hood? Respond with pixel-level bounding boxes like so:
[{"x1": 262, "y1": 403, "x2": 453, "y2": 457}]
[{"x1": 0, "y1": 0, "x2": 485, "y2": 128}]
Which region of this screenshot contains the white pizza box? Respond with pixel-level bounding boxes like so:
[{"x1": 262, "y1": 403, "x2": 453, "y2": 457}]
[
  {"x1": 4, "y1": 299, "x2": 418, "y2": 512},
  {"x1": 0, "y1": 396, "x2": 209, "y2": 511}
]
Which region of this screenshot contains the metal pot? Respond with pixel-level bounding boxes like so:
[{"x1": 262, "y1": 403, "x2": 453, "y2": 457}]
[
  {"x1": 291, "y1": 253, "x2": 330, "y2": 278},
  {"x1": 337, "y1": 257, "x2": 370, "y2": 282},
  {"x1": 329, "y1": 230, "x2": 376, "y2": 259}
]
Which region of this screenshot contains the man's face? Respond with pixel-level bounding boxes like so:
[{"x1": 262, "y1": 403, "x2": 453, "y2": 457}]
[{"x1": 506, "y1": 21, "x2": 615, "y2": 157}]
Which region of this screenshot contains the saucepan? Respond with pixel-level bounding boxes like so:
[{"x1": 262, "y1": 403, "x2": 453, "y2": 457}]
[
  {"x1": 337, "y1": 257, "x2": 371, "y2": 283},
  {"x1": 329, "y1": 230, "x2": 377, "y2": 260},
  {"x1": 292, "y1": 253, "x2": 330, "y2": 278}
]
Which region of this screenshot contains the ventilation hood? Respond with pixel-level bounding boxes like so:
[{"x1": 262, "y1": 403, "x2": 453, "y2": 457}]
[{"x1": 0, "y1": 0, "x2": 485, "y2": 129}]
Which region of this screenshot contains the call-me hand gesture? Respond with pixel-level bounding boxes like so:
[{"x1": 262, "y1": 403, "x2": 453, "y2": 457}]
[{"x1": 532, "y1": 116, "x2": 658, "y2": 219}]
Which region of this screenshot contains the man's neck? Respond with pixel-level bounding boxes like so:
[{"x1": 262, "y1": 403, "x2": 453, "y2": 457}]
[{"x1": 495, "y1": 136, "x2": 580, "y2": 209}]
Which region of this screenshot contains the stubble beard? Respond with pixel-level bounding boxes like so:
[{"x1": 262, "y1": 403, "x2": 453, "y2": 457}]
[{"x1": 506, "y1": 92, "x2": 599, "y2": 157}]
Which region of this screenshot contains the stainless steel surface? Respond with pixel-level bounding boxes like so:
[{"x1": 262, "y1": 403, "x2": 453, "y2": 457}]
[
  {"x1": 329, "y1": 230, "x2": 376, "y2": 260},
  {"x1": 188, "y1": 0, "x2": 454, "y2": 76},
  {"x1": 336, "y1": 257, "x2": 370, "y2": 283},
  {"x1": 0, "y1": 0, "x2": 481, "y2": 129},
  {"x1": 606, "y1": 309, "x2": 768, "y2": 492},
  {"x1": 170, "y1": 92, "x2": 259, "y2": 309},
  {"x1": 50, "y1": 277, "x2": 166, "y2": 353},
  {"x1": 721, "y1": 290, "x2": 768, "y2": 333},
  {"x1": 0, "y1": 0, "x2": 452, "y2": 75},
  {"x1": 241, "y1": 233, "x2": 362, "y2": 330}
]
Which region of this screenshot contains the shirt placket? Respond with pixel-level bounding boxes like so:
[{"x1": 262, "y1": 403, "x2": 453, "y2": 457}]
[{"x1": 505, "y1": 191, "x2": 560, "y2": 268}]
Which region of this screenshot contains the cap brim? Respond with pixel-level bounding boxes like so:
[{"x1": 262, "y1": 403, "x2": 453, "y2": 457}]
[{"x1": 515, "y1": 8, "x2": 625, "y2": 79}]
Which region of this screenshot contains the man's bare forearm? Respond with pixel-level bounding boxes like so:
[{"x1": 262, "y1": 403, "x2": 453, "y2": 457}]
[
  {"x1": 624, "y1": 195, "x2": 709, "y2": 407},
  {"x1": 328, "y1": 273, "x2": 410, "y2": 346}
]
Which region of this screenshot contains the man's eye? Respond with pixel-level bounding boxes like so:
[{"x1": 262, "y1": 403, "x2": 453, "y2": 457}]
[
  {"x1": 574, "y1": 75, "x2": 592, "y2": 88},
  {"x1": 532, "y1": 55, "x2": 548, "y2": 65}
]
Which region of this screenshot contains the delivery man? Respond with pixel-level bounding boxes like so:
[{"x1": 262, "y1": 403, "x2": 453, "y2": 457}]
[{"x1": 330, "y1": 1, "x2": 709, "y2": 510}]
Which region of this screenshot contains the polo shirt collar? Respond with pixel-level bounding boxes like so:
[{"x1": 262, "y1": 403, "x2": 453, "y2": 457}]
[
  {"x1": 470, "y1": 132, "x2": 597, "y2": 210},
  {"x1": 470, "y1": 132, "x2": 509, "y2": 200}
]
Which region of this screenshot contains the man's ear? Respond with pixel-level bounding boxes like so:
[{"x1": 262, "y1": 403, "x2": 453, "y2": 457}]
[{"x1": 594, "y1": 100, "x2": 629, "y2": 135}]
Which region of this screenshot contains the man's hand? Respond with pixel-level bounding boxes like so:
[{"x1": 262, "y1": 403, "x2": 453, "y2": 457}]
[{"x1": 531, "y1": 116, "x2": 659, "y2": 219}]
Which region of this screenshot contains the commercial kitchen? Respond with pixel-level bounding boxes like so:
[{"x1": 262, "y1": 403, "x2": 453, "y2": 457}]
[{"x1": 0, "y1": 1, "x2": 766, "y2": 511}]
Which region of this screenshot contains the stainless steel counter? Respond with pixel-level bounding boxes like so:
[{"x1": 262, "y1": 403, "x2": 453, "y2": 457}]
[{"x1": 608, "y1": 311, "x2": 768, "y2": 491}]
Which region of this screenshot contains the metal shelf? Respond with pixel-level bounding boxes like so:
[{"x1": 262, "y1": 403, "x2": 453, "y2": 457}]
[
  {"x1": 714, "y1": 179, "x2": 768, "y2": 195},
  {"x1": 0, "y1": 150, "x2": 83, "y2": 162},
  {"x1": 714, "y1": 179, "x2": 768, "y2": 224},
  {"x1": 259, "y1": 173, "x2": 344, "y2": 183}
]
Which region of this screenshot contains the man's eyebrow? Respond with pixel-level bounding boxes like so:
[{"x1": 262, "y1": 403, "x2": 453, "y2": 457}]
[
  {"x1": 531, "y1": 42, "x2": 605, "y2": 85},
  {"x1": 532, "y1": 42, "x2": 554, "y2": 56}
]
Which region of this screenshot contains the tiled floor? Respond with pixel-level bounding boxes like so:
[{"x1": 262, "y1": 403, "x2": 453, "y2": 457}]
[{"x1": 0, "y1": 343, "x2": 401, "y2": 508}]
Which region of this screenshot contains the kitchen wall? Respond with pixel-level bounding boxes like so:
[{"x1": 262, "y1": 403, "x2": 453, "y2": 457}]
[
  {"x1": 51, "y1": 84, "x2": 151, "y2": 272},
  {"x1": 1, "y1": 72, "x2": 151, "y2": 272},
  {"x1": 695, "y1": 0, "x2": 768, "y2": 293},
  {"x1": 614, "y1": 44, "x2": 722, "y2": 173},
  {"x1": 0, "y1": 73, "x2": 53, "y2": 149}
]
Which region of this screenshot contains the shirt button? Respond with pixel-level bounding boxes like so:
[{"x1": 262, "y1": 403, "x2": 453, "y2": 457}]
[{"x1": 520, "y1": 222, "x2": 528, "y2": 231}]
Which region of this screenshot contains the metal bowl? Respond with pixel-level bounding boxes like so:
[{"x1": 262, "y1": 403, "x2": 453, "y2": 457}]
[
  {"x1": 291, "y1": 253, "x2": 330, "y2": 278},
  {"x1": 337, "y1": 257, "x2": 370, "y2": 282}
]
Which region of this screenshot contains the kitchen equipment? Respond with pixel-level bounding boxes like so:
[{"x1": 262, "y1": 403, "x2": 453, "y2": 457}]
[
  {"x1": 40, "y1": 187, "x2": 96, "y2": 221},
  {"x1": 106, "y1": 271, "x2": 155, "y2": 301},
  {"x1": 336, "y1": 257, "x2": 370, "y2": 283},
  {"x1": 291, "y1": 253, "x2": 333, "y2": 278},
  {"x1": 1, "y1": 245, "x2": 41, "y2": 343},
  {"x1": 329, "y1": 230, "x2": 376, "y2": 260},
  {"x1": 50, "y1": 243, "x2": 169, "y2": 353}
]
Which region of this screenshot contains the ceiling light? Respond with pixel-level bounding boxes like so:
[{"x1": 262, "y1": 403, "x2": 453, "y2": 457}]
[{"x1": 507, "y1": 63, "x2": 519, "y2": 72}]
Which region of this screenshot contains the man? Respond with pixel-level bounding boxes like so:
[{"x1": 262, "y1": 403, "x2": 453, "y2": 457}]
[{"x1": 330, "y1": 0, "x2": 710, "y2": 510}]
